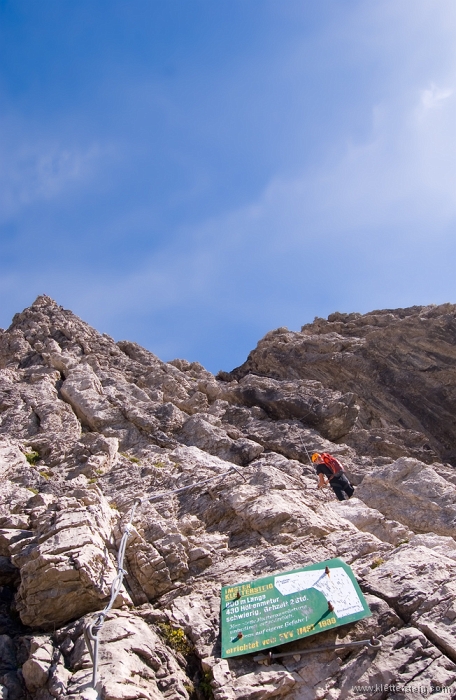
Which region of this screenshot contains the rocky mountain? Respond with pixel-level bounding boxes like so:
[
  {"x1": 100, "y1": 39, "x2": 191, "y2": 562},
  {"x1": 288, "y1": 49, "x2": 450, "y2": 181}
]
[{"x1": 1, "y1": 296, "x2": 456, "y2": 700}]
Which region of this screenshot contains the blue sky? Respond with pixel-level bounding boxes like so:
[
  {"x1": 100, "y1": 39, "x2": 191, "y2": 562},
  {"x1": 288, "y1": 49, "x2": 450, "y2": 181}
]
[{"x1": 1, "y1": 1, "x2": 455, "y2": 372}]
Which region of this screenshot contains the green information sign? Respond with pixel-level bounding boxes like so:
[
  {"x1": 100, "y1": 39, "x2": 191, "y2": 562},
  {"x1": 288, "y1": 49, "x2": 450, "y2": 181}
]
[{"x1": 221, "y1": 558, "x2": 370, "y2": 658}]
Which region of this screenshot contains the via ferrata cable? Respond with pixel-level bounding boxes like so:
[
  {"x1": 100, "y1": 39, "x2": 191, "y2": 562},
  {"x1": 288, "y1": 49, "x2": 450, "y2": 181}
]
[{"x1": 83, "y1": 464, "x2": 245, "y2": 697}]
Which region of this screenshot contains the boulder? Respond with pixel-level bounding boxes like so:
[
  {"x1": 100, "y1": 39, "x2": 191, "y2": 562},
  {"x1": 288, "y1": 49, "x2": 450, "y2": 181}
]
[
  {"x1": 222, "y1": 375, "x2": 359, "y2": 441},
  {"x1": 356, "y1": 457, "x2": 456, "y2": 536},
  {"x1": 178, "y1": 415, "x2": 263, "y2": 465},
  {"x1": 12, "y1": 489, "x2": 131, "y2": 628},
  {"x1": 334, "y1": 498, "x2": 413, "y2": 545},
  {"x1": 60, "y1": 365, "x2": 125, "y2": 432},
  {"x1": 56, "y1": 611, "x2": 191, "y2": 700},
  {"x1": 21, "y1": 637, "x2": 53, "y2": 692}
]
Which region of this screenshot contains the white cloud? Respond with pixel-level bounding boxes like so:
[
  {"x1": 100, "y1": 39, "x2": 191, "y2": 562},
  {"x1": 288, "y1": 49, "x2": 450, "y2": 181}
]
[
  {"x1": 44, "y1": 55, "x2": 456, "y2": 333},
  {"x1": 421, "y1": 84, "x2": 453, "y2": 109},
  {"x1": 96, "y1": 53, "x2": 455, "y2": 326},
  {"x1": 2, "y1": 0, "x2": 456, "y2": 359}
]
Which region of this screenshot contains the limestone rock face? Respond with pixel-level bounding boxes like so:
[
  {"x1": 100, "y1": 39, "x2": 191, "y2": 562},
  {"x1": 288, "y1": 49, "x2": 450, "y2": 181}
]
[
  {"x1": 11, "y1": 488, "x2": 131, "y2": 629},
  {"x1": 1, "y1": 295, "x2": 456, "y2": 699},
  {"x1": 356, "y1": 457, "x2": 456, "y2": 537},
  {"x1": 54, "y1": 610, "x2": 192, "y2": 700},
  {"x1": 178, "y1": 414, "x2": 264, "y2": 465},
  {"x1": 226, "y1": 304, "x2": 456, "y2": 465},
  {"x1": 332, "y1": 498, "x2": 413, "y2": 545},
  {"x1": 222, "y1": 375, "x2": 359, "y2": 442},
  {"x1": 21, "y1": 636, "x2": 54, "y2": 692},
  {"x1": 362, "y1": 545, "x2": 456, "y2": 662}
]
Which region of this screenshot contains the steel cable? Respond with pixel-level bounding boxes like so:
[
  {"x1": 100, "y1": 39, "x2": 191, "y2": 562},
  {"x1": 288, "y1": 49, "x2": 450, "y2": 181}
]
[{"x1": 83, "y1": 465, "x2": 243, "y2": 696}]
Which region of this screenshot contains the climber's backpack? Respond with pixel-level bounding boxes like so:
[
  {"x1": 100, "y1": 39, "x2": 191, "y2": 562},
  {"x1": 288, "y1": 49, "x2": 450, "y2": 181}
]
[{"x1": 321, "y1": 453, "x2": 344, "y2": 479}]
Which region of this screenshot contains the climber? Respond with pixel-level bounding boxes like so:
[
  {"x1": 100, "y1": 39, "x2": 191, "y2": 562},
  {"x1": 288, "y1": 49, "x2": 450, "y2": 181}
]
[{"x1": 311, "y1": 453, "x2": 355, "y2": 501}]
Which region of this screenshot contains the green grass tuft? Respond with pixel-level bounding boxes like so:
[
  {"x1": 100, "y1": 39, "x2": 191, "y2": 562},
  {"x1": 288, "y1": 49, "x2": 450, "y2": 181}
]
[
  {"x1": 25, "y1": 451, "x2": 40, "y2": 466},
  {"x1": 120, "y1": 452, "x2": 140, "y2": 464},
  {"x1": 197, "y1": 670, "x2": 214, "y2": 699},
  {"x1": 370, "y1": 557, "x2": 385, "y2": 569}
]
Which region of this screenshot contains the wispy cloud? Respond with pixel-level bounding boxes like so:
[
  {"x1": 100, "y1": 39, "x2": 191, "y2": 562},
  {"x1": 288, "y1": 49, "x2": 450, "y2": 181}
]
[
  {"x1": 421, "y1": 84, "x2": 453, "y2": 110},
  {"x1": 9, "y1": 11, "x2": 456, "y2": 355},
  {"x1": 0, "y1": 117, "x2": 107, "y2": 221},
  {"x1": 74, "y1": 68, "x2": 456, "y2": 320},
  {"x1": 1, "y1": 0, "x2": 456, "y2": 371}
]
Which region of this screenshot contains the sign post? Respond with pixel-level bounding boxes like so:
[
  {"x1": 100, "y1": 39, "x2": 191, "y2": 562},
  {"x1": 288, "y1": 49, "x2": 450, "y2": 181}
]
[{"x1": 220, "y1": 558, "x2": 370, "y2": 658}]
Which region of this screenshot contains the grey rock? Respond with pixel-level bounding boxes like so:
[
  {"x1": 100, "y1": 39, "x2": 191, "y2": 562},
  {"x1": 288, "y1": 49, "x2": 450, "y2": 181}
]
[
  {"x1": 58, "y1": 610, "x2": 191, "y2": 700},
  {"x1": 333, "y1": 498, "x2": 414, "y2": 545},
  {"x1": 226, "y1": 304, "x2": 456, "y2": 465},
  {"x1": 60, "y1": 364, "x2": 125, "y2": 432},
  {"x1": 178, "y1": 415, "x2": 263, "y2": 465},
  {"x1": 356, "y1": 456, "x2": 456, "y2": 536},
  {"x1": 1, "y1": 296, "x2": 456, "y2": 700},
  {"x1": 222, "y1": 374, "x2": 359, "y2": 441},
  {"x1": 363, "y1": 544, "x2": 456, "y2": 662},
  {"x1": 12, "y1": 489, "x2": 131, "y2": 628},
  {"x1": 332, "y1": 626, "x2": 456, "y2": 699},
  {"x1": 218, "y1": 667, "x2": 297, "y2": 700},
  {"x1": 21, "y1": 637, "x2": 53, "y2": 692}
]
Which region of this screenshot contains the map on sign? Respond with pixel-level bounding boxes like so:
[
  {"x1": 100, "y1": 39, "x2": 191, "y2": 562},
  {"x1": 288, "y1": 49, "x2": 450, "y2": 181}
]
[
  {"x1": 274, "y1": 567, "x2": 364, "y2": 618},
  {"x1": 220, "y1": 558, "x2": 370, "y2": 658}
]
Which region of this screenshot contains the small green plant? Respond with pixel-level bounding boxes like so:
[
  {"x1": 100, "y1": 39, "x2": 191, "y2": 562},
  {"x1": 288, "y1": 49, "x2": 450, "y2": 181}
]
[
  {"x1": 25, "y1": 451, "x2": 40, "y2": 466},
  {"x1": 88, "y1": 477, "x2": 97, "y2": 484},
  {"x1": 27, "y1": 487, "x2": 39, "y2": 495},
  {"x1": 120, "y1": 452, "x2": 140, "y2": 464},
  {"x1": 198, "y1": 670, "x2": 214, "y2": 700},
  {"x1": 109, "y1": 501, "x2": 119, "y2": 510},
  {"x1": 370, "y1": 557, "x2": 385, "y2": 569},
  {"x1": 395, "y1": 538, "x2": 409, "y2": 547},
  {"x1": 95, "y1": 468, "x2": 104, "y2": 475},
  {"x1": 154, "y1": 461, "x2": 166, "y2": 469},
  {"x1": 39, "y1": 471, "x2": 51, "y2": 481},
  {"x1": 157, "y1": 623, "x2": 193, "y2": 656}
]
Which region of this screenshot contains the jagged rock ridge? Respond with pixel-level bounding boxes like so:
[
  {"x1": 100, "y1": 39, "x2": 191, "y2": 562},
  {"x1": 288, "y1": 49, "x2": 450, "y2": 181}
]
[
  {"x1": 226, "y1": 304, "x2": 456, "y2": 466},
  {"x1": 0, "y1": 296, "x2": 455, "y2": 700}
]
